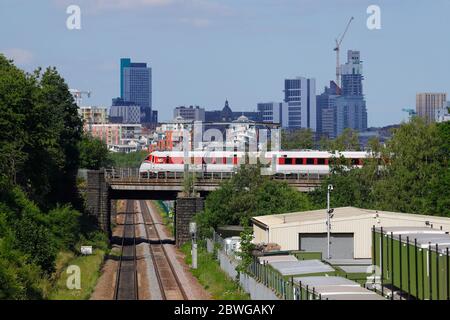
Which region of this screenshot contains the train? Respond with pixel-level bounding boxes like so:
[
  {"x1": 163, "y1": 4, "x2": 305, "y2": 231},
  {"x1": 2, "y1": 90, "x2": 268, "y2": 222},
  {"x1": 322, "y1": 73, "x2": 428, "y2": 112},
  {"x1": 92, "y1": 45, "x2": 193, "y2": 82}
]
[{"x1": 139, "y1": 150, "x2": 371, "y2": 177}]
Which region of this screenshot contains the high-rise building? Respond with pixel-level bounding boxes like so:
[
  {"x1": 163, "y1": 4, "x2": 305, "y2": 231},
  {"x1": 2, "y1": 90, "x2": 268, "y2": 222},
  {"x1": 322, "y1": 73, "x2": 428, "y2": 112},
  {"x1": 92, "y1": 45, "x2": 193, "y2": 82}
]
[
  {"x1": 416, "y1": 93, "x2": 447, "y2": 123},
  {"x1": 315, "y1": 51, "x2": 368, "y2": 138},
  {"x1": 257, "y1": 102, "x2": 288, "y2": 127},
  {"x1": 174, "y1": 105, "x2": 205, "y2": 122},
  {"x1": 335, "y1": 96, "x2": 368, "y2": 137},
  {"x1": 283, "y1": 77, "x2": 316, "y2": 130},
  {"x1": 120, "y1": 58, "x2": 152, "y2": 124},
  {"x1": 316, "y1": 81, "x2": 340, "y2": 138},
  {"x1": 335, "y1": 50, "x2": 368, "y2": 136},
  {"x1": 341, "y1": 50, "x2": 364, "y2": 96}
]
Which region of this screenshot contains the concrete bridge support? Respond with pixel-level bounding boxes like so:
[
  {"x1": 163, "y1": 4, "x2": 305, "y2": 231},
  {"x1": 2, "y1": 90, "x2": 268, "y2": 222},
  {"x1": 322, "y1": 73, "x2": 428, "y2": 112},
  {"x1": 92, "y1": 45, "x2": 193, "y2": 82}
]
[
  {"x1": 86, "y1": 170, "x2": 112, "y2": 237},
  {"x1": 175, "y1": 196, "x2": 204, "y2": 247}
]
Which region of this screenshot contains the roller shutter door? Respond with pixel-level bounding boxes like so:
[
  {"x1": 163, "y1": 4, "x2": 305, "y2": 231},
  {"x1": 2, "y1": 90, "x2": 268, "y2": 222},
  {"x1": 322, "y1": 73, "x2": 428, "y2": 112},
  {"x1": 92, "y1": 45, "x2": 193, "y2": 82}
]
[{"x1": 298, "y1": 233, "x2": 354, "y2": 259}]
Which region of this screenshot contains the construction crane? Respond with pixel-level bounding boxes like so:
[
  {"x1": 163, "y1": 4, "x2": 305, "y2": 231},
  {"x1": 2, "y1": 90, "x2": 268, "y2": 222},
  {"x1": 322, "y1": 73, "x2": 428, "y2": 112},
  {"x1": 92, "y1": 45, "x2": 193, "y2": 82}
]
[
  {"x1": 402, "y1": 108, "x2": 417, "y2": 120},
  {"x1": 69, "y1": 89, "x2": 92, "y2": 106},
  {"x1": 334, "y1": 16, "x2": 354, "y2": 88}
]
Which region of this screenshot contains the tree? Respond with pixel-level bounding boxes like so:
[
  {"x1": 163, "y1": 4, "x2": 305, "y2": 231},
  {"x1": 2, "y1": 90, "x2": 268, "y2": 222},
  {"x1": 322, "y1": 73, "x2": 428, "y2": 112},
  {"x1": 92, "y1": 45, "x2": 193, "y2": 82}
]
[
  {"x1": 79, "y1": 134, "x2": 111, "y2": 170},
  {"x1": 330, "y1": 128, "x2": 360, "y2": 151},
  {"x1": 282, "y1": 129, "x2": 314, "y2": 150},
  {"x1": 196, "y1": 165, "x2": 313, "y2": 236},
  {"x1": 374, "y1": 118, "x2": 449, "y2": 215}
]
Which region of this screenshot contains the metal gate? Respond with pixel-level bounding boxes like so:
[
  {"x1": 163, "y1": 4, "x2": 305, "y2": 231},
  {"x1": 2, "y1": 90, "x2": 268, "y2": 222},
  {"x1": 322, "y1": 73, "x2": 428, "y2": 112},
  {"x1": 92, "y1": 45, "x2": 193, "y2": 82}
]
[{"x1": 299, "y1": 233, "x2": 354, "y2": 259}]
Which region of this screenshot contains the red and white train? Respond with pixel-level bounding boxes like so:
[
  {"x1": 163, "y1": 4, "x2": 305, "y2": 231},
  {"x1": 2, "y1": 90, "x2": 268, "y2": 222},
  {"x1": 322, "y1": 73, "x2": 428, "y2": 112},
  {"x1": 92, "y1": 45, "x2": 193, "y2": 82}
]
[{"x1": 139, "y1": 150, "x2": 370, "y2": 176}]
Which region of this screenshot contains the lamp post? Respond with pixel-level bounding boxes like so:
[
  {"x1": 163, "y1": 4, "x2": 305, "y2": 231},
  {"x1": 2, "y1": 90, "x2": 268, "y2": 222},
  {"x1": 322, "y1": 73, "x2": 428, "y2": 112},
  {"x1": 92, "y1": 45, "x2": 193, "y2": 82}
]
[{"x1": 327, "y1": 184, "x2": 334, "y2": 260}]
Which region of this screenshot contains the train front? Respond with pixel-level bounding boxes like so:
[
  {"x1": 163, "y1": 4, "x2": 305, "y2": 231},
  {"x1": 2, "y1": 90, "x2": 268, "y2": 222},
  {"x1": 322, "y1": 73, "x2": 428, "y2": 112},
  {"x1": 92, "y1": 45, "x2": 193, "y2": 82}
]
[{"x1": 139, "y1": 153, "x2": 153, "y2": 178}]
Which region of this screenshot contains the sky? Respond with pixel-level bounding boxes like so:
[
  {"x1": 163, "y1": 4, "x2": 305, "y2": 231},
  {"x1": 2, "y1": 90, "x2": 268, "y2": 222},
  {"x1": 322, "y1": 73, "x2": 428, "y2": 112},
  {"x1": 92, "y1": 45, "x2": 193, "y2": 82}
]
[{"x1": 0, "y1": 0, "x2": 449, "y2": 126}]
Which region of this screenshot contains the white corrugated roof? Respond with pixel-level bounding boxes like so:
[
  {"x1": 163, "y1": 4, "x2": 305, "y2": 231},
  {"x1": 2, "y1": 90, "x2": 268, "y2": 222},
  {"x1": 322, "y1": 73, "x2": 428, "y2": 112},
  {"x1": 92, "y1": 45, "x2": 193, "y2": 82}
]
[
  {"x1": 252, "y1": 207, "x2": 450, "y2": 228},
  {"x1": 252, "y1": 207, "x2": 374, "y2": 228}
]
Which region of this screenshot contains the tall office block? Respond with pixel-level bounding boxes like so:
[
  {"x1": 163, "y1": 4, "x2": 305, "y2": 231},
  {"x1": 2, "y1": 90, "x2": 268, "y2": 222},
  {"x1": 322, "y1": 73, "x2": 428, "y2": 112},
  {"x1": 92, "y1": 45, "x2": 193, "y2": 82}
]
[
  {"x1": 120, "y1": 58, "x2": 152, "y2": 124},
  {"x1": 416, "y1": 93, "x2": 447, "y2": 123},
  {"x1": 283, "y1": 77, "x2": 316, "y2": 130},
  {"x1": 335, "y1": 96, "x2": 367, "y2": 137},
  {"x1": 316, "y1": 81, "x2": 340, "y2": 138}
]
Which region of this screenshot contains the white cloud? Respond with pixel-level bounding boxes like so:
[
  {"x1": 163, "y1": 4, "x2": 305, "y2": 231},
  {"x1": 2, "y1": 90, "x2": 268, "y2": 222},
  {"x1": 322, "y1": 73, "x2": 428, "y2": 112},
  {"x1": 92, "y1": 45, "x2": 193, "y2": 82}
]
[
  {"x1": 179, "y1": 17, "x2": 211, "y2": 28},
  {"x1": 1, "y1": 48, "x2": 34, "y2": 65}
]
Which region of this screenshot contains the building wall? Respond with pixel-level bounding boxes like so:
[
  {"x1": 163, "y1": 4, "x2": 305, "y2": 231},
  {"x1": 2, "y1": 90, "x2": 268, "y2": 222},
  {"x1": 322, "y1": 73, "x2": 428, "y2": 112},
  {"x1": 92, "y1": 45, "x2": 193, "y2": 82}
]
[
  {"x1": 416, "y1": 93, "x2": 447, "y2": 123},
  {"x1": 121, "y1": 58, "x2": 152, "y2": 123},
  {"x1": 174, "y1": 106, "x2": 206, "y2": 122},
  {"x1": 109, "y1": 105, "x2": 141, "y2": 124},
  {"x1": 253, "y1": 212, "x2": 450, "y2": 259},
  {"x1": 284, "y1": 77, "x2": 316, "y2": 130}
]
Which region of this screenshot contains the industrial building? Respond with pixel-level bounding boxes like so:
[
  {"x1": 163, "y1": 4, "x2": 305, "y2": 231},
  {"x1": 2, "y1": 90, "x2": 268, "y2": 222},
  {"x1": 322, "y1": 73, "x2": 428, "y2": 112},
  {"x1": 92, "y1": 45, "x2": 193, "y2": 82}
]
[{"x1": 251, "y1": 207, "x2": 450, "y2": 260}]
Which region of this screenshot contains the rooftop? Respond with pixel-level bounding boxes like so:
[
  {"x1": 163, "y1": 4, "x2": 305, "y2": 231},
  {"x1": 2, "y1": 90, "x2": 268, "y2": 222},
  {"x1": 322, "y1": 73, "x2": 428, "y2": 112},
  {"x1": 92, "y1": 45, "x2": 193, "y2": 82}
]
[{"x1": 252, "y1": 206, "x2": 450, "y2": 229}]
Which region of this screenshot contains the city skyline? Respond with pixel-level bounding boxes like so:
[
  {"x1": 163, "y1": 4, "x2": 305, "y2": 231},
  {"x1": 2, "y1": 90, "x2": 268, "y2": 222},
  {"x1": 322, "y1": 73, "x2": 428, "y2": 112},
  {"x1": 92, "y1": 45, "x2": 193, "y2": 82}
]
[{"x1": 1, "y1": 0, "x2": 449, "y2": 126}]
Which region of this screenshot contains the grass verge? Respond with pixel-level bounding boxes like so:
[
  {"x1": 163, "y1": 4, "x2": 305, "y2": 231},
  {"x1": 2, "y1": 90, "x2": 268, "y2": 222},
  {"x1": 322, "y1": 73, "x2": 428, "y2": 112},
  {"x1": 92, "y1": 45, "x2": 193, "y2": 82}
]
[
  {"x1": 180, "y1": 243, "x2": 250, "y2": 300},
  {"x1": 47, "y1": 231, "x2": 110, "y2": 300},
  {"x1": 153, "y1": 200, "x2": 174, "y2": 236}
]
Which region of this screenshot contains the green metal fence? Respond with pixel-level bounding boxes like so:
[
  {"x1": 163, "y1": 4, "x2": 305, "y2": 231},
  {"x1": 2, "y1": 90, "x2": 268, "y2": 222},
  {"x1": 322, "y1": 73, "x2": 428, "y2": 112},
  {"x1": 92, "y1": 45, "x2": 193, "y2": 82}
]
[{"x1": 373, "y1": 226, "x2": 450, "y2": 300}]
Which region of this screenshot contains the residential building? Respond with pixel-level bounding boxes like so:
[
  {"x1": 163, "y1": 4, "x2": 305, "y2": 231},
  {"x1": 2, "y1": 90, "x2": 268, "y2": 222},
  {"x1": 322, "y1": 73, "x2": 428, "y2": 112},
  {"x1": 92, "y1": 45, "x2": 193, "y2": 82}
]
[
  {"x1": 120, "y1": 58, "x2": 152, "y2": 124},
  {"x1": 416, "y1": 93, "x2": 447, "y2": 123},
  {"x1": 174, "y1": 105, "x2": 205, "y2": 122},
  {"x1": 90, "y1": 123, "x2": 142, "y2": 149},
  {"x1": 79, "y1": 106, "x2": 108, "y2": 132},
  {"x1": 283, "y1": 77, "x2": 316, "y2": 130}
]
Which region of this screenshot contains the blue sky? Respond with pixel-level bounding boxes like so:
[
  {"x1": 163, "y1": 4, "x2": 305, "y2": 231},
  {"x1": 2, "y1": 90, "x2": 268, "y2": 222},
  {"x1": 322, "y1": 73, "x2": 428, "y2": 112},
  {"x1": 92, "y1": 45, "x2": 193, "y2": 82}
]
[{"x1": 1, "y1": 0, "x2": 449, "y2": 126}]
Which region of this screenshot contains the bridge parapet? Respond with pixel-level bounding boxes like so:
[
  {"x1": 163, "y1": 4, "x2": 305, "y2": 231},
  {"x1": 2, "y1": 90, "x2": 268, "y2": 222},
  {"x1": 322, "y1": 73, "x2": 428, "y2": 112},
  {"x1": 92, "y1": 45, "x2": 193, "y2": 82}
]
[{"x1": 105, "y1": 168, "x2": 327, "y2": 192}]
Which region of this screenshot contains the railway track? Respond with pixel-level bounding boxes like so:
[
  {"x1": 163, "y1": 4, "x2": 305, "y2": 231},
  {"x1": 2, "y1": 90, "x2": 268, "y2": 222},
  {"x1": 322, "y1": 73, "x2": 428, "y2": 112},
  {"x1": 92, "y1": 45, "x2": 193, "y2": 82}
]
[
  {"x1": 114, "y1": 200, "x2": 139, "y2": 300},
  {"x1": 140, "y1": 200, "x2": 188, "y2": 300}
]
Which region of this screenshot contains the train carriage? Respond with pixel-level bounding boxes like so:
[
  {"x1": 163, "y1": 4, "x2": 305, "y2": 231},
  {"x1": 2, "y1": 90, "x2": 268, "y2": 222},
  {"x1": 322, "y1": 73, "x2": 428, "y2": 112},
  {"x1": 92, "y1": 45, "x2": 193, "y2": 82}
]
[{"x1": 139, "y1": 150, "x2": 370, "y2": 177}]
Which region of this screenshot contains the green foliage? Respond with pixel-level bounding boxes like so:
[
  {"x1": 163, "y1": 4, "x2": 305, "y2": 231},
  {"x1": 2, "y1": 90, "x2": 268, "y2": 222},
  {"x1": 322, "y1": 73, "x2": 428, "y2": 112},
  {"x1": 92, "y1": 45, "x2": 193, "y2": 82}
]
[
  {"x1": 235, "y1": 226, "x2": 255, "y2": 276},
  {"x1": 0, "y1": 56, "x2": 109, "y2": 299},
  {"x1": 196, "y1": 165, "x2": 313, "y2": 236},
  {"x1": 107, "y1": 150, "x2": 148, "y2": 168},
  {"x1": 79, "y1": 134, "x2": 111, "y2": 170},
  {"x1": 330, "y1": 128, "x2": 360, "y2": 151},
  {"x1": 282, "y1": 129, "x2": 314, "y2": 150},
  {"x1": 373, "y1": 118, "x2": 449, "y2": 215}
]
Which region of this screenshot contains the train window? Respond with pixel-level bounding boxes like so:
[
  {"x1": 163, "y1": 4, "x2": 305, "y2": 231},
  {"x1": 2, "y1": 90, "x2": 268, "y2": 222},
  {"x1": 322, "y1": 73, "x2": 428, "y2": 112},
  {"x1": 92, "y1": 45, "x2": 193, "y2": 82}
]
[
  {"x1": 166, "y1": 156, "x2": 170, "y2": 164},
  {"x1": 351, "y1": 158, "x2": 361, "y2": 166},
  {"x1": 306, "y1": 158, "x2": 314, "y2": 165},
  {"x1": 317, "y1": 158, "x2": 326, "y2": 165},
  {"x1": 295, "y1": 158, "x2": 303, "y2": 165},
  {"x1": 284, "y1": 158, "x2": 293, "y2": 165}
]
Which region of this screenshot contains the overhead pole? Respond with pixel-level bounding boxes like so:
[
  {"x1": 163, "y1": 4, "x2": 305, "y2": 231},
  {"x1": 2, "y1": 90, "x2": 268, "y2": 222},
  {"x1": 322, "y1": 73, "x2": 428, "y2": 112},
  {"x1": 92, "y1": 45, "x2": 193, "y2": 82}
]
[{"x1": 334, "y1": 17, "x2": 354, "y2": 88}]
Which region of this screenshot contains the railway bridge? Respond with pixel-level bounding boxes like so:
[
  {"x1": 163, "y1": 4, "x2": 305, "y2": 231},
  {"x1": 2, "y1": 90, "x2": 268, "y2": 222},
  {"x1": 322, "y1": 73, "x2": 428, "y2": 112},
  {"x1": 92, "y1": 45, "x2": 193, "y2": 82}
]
[{"x1": 85, "y1": 168, "x2": 325, "y2": 246}]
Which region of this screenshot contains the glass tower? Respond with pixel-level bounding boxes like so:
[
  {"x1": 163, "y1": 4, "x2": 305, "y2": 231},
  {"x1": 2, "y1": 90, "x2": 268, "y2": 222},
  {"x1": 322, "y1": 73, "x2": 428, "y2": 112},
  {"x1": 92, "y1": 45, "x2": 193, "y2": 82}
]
[{"x1": 120, "y1": 58, "x2": 152, "y2": 124}]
